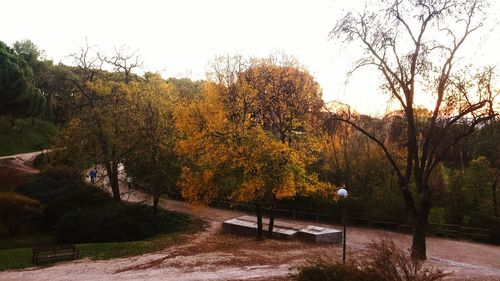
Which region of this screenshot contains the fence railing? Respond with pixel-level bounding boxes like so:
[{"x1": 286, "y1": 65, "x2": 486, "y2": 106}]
[{"x1": 210, "y1": 198, "x2": 495, "y2": 244}]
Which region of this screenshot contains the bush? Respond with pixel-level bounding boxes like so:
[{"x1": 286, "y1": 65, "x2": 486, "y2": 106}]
[
  {"x1": 366, "y1": 240, "x2": 448, "y2": 281},
  {"x1": 295, "y1": 239, "x2": 448, "y2": 281},
  {"x1": 15, "y1": 165, "x2": 191, "y2": 244},
  {"x1": 0, "y1": 192, "x2": 41, "y2": 235},
  {"x1": 0, "y1": 166, "x2": 29, "y2": 192},
  {"x1": 42, "y1": 184, "x2": 111, "y2": 227},
  {"x1": 295, "y1": 261, "x2": 380, "y2": 281},
  {"x1": 15, "y1": 166, "x2": 82, "y2": 203},
  {"x1": 55, "y1": 204, "x2": 190, "y2": 243}
]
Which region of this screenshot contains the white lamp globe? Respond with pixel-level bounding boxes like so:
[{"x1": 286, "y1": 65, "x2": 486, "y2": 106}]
[{"x1": 337, "y1": 188, "x2": 348, "y2": 198}]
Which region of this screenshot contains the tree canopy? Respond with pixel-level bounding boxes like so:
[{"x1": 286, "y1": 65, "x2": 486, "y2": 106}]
[{"x1": 0, "y1": 40, "x2": 45, "y2": 119}]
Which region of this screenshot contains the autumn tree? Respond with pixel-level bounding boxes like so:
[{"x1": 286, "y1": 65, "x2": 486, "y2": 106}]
[
  {"x1": 240, "y1": 55, "x2": 325, "y2": 233},
  {"x1": 176, "y1": 55, "x2": 327, "y2": 239},
  {"x1": 331, "y1": 0, "x2": 498, "y2": 258},
  {"x1": 56, "y1": 79, "x2": 134, "y2": 202},
  {"x1": 55, "y1": 41, "x2": 141, "y2": 202}
]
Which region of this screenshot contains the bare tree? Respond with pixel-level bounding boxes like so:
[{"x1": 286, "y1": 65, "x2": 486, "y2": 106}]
[
  {"x1": 67, "y1": 38, "x2": 105, "y2": 108},
  {"x1": 331, "y1": 0, "x2": 498, "y2": 259},
  {"x1": 105, "y1": 45, "x2": 142, "y2": 84}
]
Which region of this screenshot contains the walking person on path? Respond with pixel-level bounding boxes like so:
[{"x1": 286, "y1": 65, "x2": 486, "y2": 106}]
[
  {"x1": 126, "y1": 176, "x2": 132, "y2": 189},
  {"x1": 89, "y1": 168, "x2": 97, "y2": 184}
]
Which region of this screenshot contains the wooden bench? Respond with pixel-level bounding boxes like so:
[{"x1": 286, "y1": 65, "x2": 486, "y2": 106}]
[{"x1": 32, "y1": 244, "x2": 79, "y2": 263}]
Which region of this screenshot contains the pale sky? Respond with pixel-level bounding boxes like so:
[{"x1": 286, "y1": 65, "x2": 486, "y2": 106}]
[{"x1": 1, "y1": 0, "x2": 499, "y2": 115}]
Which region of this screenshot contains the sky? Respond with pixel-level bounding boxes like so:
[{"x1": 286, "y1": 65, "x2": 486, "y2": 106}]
[{"x1": 1, "y1": 0, "x2": 499, "y2": 115}]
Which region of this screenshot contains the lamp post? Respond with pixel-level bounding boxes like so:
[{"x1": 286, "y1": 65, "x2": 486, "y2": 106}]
[{"x1": 337, "y1": 187, "x2": 348, "y2": 264}]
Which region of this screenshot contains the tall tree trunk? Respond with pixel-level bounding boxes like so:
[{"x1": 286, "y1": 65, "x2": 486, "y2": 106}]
[
  {"x1": 411, "y1": 188, "x2": 430, "y2": 259},
  {"x1": 268, "y1": 201, "x2": 276, "y2": 238},
  {"x1": 105, "y1": 162, "x2": 121, "y2": 203},
  {"x1": 492, "y1": 176, "x2": 498, "y2": 218},
  {"x1": 153, "y1": 183, "x2": 161, "y2": 215},
  {"x1": 411, "y1": 210, "x2": 428, "y2": 259},
  {"x1": 255, "y1": 202, "x2": 264, "y2": 240},
  {"x1": 398, "y1": 179, "x2": 417, "y2": 225}
]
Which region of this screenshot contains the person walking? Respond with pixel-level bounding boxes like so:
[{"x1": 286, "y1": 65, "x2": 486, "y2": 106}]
[
  {"x1": 126, "y1": 176, "x2": 132, "y2": 189},
  {"x1": 89, "y1": 168, "x2": 97, "y2": 184}
]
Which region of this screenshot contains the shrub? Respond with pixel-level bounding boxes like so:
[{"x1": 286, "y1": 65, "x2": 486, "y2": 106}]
[
  {"x1": 366, "y1": 239, "x2": 448, "y2": 281},
  {"x1": 0, "y1": 192, "x2": 41, "y2": 235},
  {"x1": 55, "y1": 204, "x2": 190, "y2": 243},
  {"x1": 295, "y1": 260, "x2": 380, "y2": 281},
  {"x1": 295, "y1": 239, "x2": 449, "y2": 281},
  {"x1": 15, "y1": 165, "x2": 191, "y2": 243},
  {"x1": 16, "y1": 166, "x2": 87, "y2": 204},
  {"x1": 42, "y1": 184, "x2": 111, "y2": 227},
  {"x1": 0, "y1": 165, "x2": 30, "y2": 192}
]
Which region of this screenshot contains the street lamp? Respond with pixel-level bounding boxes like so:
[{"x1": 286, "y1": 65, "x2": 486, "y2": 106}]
[{"x1": 337, "y1": 187, "x2": 348, "y2": 264}]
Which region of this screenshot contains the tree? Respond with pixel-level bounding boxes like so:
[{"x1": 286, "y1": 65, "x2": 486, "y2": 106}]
[
  {"x1": 55, "y1": 41, "x2": 142, "y2": 202},
  {"x1": 331, "y1": 0, "x2": 498, "y2": 258},
  {"x1": 125, "y1": 74, "x2": 179, "y2": 213},
  {"x1": 176, "y1": 55, "x2": 328, "y2": 239},
  {"x1": 0, "y1": 40, "x2": 45, "y2": 120},
  {"x1": 239, "y1": 55, "x2": 325, "y2": 234},
  {"x1": 13, "y1": 40, "x2": 66, "y2": 123},
  {"x1": 469, "y1": 119, "x2": 500, "y2": 218},
  {"x1": 56, "y1": 79, "x2": 133, "y2": 202},
  {"x1": 105, "y1": 45, "x2": 142, "y2": 84}
]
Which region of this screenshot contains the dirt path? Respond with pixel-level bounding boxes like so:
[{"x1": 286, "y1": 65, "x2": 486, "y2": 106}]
[
  {"x1": 0, "y1": 150, "x2": 47, "y2": 174},
  {"x1": 1, "y1": 152, "x2": 499, "y2": 280}
]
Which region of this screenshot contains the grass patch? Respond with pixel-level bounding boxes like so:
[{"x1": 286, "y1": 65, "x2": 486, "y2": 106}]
[
  {"x1": 0, "y1": 116, "x2": 57, "y2": 156},
  {"x1": 0, "y1": 227, "x2": 54, "y2": 250},
  {"x1": 0, "y1": 248, "x2": 32, "y2": 270},
  {"x1": 0, "y1": 219, "x2": 204, "y2": 271}
]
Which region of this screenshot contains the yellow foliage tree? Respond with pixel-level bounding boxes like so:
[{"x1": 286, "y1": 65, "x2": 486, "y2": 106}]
[{"x1": 176, "y1": 55, "x2": 329, "y2": 239}]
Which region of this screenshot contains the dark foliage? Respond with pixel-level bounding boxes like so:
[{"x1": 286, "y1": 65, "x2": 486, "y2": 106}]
[
  {"x1": 55, "y1": 204, "x2": 189, "y2": 243},
  {"x1": 16, "y1": 165, "x2": 190, "y2": 243}
]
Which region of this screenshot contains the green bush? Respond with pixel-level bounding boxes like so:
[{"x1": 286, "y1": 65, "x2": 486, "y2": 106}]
[
  {"x1": 42, "y1": 185, "x2": 111, "y2": 227},
  {"x1": 15, "y1": 166, "x2": 82, "y2": 203},
  {"x1": 55, "y1": 204, "x2": 190, "y2": 243},
  {"x1": 15, "y1": 165, "x2": 191, "y2": 244},
  {"x1": 0, "y1": 192, "x2": 41, "y2": 235}
]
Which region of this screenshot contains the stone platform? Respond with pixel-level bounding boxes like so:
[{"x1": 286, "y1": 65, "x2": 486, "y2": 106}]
[
  {"x1": 298, "y1": 225, "x2": 342, "y2": 243},
  {"x1": 223, "y1": 215, "x2": 342, "y2": 243}
]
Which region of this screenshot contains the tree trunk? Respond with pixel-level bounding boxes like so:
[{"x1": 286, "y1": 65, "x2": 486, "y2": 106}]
[
  {"x1": 255, "y1": 202, "x2": 264, "y2": 240},
  {"x1": 492, "y1": 176, "x2": 498, "y2": 218},
  {"x1": 105, "y1": 162, "x2": 121, "y2": 203},
  {"x1": 153, "y1": 184, "x2": 160, "y2": 215},
  {"x1": 19, "y1": 119, "x2": 27, "y2": 134},
  {"x1": 411, "y1": 189, "x2": 430, "y2": 260},
  {"x1": 398, "y1": 180, "x2": 417, "y2": 225},
  {"x1": 268, "y1": 202, "x2": 276, "y2": 238},
  {"x1": 411, "y1": 210, "x2": 428, "y2": 259}
]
